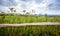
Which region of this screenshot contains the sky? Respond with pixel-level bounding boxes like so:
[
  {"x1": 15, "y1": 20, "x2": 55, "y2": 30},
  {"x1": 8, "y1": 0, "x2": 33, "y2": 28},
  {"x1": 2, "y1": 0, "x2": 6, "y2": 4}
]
[{"x1": 0, "y1": 0, "x2": 60, "y2": 15}]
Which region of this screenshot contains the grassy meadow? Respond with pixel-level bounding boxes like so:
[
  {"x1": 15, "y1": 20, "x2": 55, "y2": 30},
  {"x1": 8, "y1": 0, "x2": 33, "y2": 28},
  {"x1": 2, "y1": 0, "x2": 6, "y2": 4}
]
[
  {"x1": 0, "y1": 15, "x2": 60, "y2": 24},
  {"x1": 0, "y1": 25, "x2": 60, "y2": 36}
]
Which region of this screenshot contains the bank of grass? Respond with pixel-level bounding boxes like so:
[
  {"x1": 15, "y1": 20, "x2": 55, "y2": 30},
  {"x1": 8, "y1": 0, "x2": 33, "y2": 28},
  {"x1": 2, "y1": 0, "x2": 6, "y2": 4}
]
[
  {"x1": 0, "y1": 25, "x2": 60, "y2": 36},
  {"x1": 0, "y1": 15, "x2": 60, "y2": 24}
]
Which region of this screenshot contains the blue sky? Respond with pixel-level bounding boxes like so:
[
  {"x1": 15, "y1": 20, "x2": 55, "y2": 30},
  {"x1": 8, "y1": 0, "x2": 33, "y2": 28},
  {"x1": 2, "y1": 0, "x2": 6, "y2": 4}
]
[{"x1": 0, "y1": 0, "x2": 60, "y2": 15}]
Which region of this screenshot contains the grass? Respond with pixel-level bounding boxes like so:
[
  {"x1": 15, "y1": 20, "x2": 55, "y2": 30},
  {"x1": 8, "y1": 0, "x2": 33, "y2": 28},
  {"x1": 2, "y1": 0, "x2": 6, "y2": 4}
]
[
  {"x1": 0, "y1": 25, "x2": 60, "y2": 36},
  {"x1": 0, "y1": 15, "x2": 60, "y2": 24}
]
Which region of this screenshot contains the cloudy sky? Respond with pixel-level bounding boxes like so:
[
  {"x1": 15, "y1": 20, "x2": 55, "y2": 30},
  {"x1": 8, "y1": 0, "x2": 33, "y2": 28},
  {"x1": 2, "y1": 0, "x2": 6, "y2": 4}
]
[{"x1": 0, "y1": 0, "x2": 60, "y2": 15}]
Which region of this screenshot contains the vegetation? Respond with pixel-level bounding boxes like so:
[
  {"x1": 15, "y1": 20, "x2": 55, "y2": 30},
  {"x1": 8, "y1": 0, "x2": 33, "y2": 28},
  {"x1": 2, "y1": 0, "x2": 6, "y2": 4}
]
[
  {"x1": 0, "y1": 15, "x2": 60, "y2": 24},
  {"x1": 0, "y1": 25, "x2": 60, "y2": 36}
]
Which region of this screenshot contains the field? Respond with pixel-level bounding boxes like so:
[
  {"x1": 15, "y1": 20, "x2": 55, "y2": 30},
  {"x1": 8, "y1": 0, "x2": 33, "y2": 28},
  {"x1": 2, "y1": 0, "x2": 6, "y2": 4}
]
[
  {"x1": 0, "y1": 25, "x2": 60, "y2": 36},
  {"x1": 0, "y1": 15, "x2": 60, "y2": 24}
]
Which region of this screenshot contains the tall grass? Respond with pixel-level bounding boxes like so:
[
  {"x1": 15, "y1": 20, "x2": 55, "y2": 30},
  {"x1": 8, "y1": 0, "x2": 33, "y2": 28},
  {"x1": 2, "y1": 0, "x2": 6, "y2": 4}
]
[
  {"x1": 0, "y1": 15, "x2": 60, "y2": 24},
  {"x1": 0, "y1": 25, "x2": 60, "y2": 36}
]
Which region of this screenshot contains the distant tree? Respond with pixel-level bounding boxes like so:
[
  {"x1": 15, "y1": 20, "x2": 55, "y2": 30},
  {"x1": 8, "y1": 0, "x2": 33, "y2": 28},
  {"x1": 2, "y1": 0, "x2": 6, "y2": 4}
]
[
  {"x1": 45, "y1": 13, "x2": 47, "y2": 17},
  {"x1": 31, "y1": 10, "x2": 36, "y2": 15},
  {"x1": 14, "y1": 9, "x2": 16, "y2": 12},
  {"x1": 23, "y1": 10, "x2": 26, "y2": 13},
  {"x1": 9, "y1": 8, "x2": 14, "y2": 12},
  {"x1": 26, "y1": 12, "x2": 29, "y2": 15},
  {"x1": 32, "y1": 10, "x2": 35, "y2": 13},
  {"x1": 0, "y1": 12, "x2": 4, "y2": 16},
  {"x1": 22, "y1": 9, "x2": 26, "y2": 15}
]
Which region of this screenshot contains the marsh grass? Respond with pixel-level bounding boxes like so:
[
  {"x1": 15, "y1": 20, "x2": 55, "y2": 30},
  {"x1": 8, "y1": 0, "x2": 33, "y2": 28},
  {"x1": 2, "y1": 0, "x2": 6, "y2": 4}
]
[
  {"x1": 0, "y1": 25, "x2": 60, "y2": 36},
  {"x1": 0, "y1": 15, "x2": 60, "y2": 24}
]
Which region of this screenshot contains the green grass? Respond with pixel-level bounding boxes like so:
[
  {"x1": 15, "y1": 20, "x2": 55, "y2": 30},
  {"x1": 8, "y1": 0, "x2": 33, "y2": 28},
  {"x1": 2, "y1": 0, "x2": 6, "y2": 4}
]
[
  {"x1": 0, "y1": 15, "x2": 60, "y2": 24},
  {"x1": 0, "y1": 25, "x2": 60, "y2": 36}
]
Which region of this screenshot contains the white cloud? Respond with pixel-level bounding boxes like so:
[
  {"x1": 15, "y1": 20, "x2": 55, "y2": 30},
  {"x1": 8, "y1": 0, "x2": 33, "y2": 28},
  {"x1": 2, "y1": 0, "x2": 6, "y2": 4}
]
[
  {"x1": 0, "y1": 6, "x2": 9, "y2": 12},
  {"x1": 0, "y1": 0, "x2": 60, "y2": 15}
]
